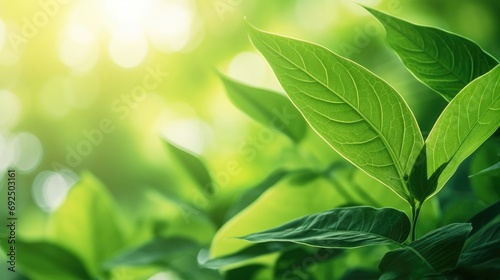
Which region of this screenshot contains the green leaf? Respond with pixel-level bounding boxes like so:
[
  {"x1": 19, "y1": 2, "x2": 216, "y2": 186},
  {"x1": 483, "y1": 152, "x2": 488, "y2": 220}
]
[
  {"x1": 241, "y1": 206, "x2": 411, "y2": 248},
  {"x1": 364, "y1": 7, "x2": 498, "y2": 101},
  {"x1": 379, "y1": 223, "x2": 472, "y2": 279},
  {"x1": 48, "y1": 172, "x2": 127, "y2": 276},
  {"x1": 247, "y1": 23, "x2": 424, "y2": 202},
  {"x1": 225, "y1": 264, "x2": 266, "y2": 280},
  {"x1": 201, "y1": 242, "x2": 295, "y2": 269},
  {"x1": 424, "y1": 65, "x2": 500, "y2": 200},
  {"x1": 15, "y1": 240, "x2": 93, "y2": 280},
  {"x1": 469, "y1": 161, "x2": 500, "y2": 178},
  {"x1": 467, "y1": 201, "x2": 500, "y2": 235},
  {"x1": 274, "y1": 247, "x2": 342, "y2": 280},
  {"x1": 104, "y1": 237, "x2": 200, "y2": 269},
  {"x1": 219, "y1": 73, "x2": 307, "y2": 143},
  {"x1": 164, "y1": 139, "x2": 214, "y2": 195},
  {"x1": 469, "y1": 139, "x2": 500, "y2": 203}
]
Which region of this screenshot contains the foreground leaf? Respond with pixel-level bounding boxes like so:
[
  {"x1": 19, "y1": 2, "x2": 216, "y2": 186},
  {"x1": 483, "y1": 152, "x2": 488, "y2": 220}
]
[
  {"x1": 16, "y1": 241, "x2": 93, "y2": 280},
  {"x1": 241, "y1": 206, "x2": 410, "y2": 248},
  {"x1": 247, "y1": 23, "x2": 423, "y2": 202},
  {"x1": 201, "y1": 242, "x2": 295, "y2": 269},
  {"x1": 48, "y1": 173, "x2": 127, "y2": 275},
  {"x1": 104, "y1": 237, "x2": 200, "y2": 269},
  {"x1": 365, "y1": 7, "x2": 498, "y2": 101},
  {"x1": 424, "y1": 65, "x2": 500, "y2": 200},
  {"x1": 164, "y1": 139, "x2": 213, "y2": 194},
  {"x1": 379, "y1": 223, "x2": 472, "y2": 279},
  {"x1": 219, "y1": 74, "x2": 307, "y2": 143}
]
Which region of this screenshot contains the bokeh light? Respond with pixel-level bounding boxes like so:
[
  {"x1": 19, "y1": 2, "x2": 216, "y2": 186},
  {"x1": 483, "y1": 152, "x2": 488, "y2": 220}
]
[
  {"x1": 11, "y1": 132, "x2": 43, "y2": 173},
  {"x1": 58, "y1": 24, "x2": 100, "y2": 72},
  {"x1": 0, "y1": 18, "x2": 5, "y2": 51},
  {"x1": 228, "y1": 52, "x2": 268, "y2": 86},
  {"x1": 32, "y1": 170, "x2": 78, "y2": 212},
  {"x1": 161, "y1": 118, "x2": 213, "y2": 155},
  {"x1": 108, "y1": 27, "x2": 148, "y2": 68},
  {"x1": 0, "y1": 90, "x2": 21, "y2": 131}
]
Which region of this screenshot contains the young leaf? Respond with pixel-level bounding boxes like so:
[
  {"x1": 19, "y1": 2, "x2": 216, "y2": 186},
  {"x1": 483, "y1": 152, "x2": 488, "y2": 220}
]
[
  {"x1": 48, "y1": 172, "x2": 127, "y2": 276},
  {"x1": 247, "y1": 23, "x2": 424, "y2": 202},
  {"x1": 241, "y1": 206, "x2": 411, "y2": 248},
  {"x1": 201, "y1": 242, "x2": 295, "y2": 269},
  {"x1": 364, "y1": 7, "x2": 499, "y2": 101},
  {"x1": 164, "y1": 139, "x2": 214, "y2": 195},
  {"x1": 424, "y1": 65, "x2": 500, "y2": 200},
  {"x1": 16, "y1": 240, "x2": 93, "y2": 280},
  {"x1": 103, "y1": 237, "x2": 200, "y2": 269},
  {"x1": 379, "y1": 223, "x2": 472, "y2": 279},
  {"x1": 219, "y1": 73, "x2": 307, "y2": 143}
]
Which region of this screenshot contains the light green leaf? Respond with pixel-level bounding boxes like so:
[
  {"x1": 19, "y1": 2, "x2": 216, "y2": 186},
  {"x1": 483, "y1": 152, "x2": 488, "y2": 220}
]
[
  {"x1": 48, "y1": 172, "x2": 127, "y2": 276},
  {"x1": 379, "y1": 223, "x2": 472, "y2": 279},
  {"x1": 201, "y1": 242, "x2": 295, "y2": 269},
  {"x1": 241, "y1": 206, "x2": 410, "y2": 248},
  {"x1": 219, "y1": 73, "x2": 307, "y2": 143},
  {"x1": 103, "y1": 237, "x2": 200, "y2": 269},
  {"x1": 15, "y1": 240, "x2": 93, "y2": 280},
  {"x1": 247, "y1": 23, "x2": 424, "y2": 202},
  {"x1": 164, "y1": 139, "x2": 213, "y2": 194},
  {"x1": 365, "y1": 7, "x2": 498, "y2": 101},
  {"x1": 424, "y1": 65, "x2": 500, "y2": 200}
]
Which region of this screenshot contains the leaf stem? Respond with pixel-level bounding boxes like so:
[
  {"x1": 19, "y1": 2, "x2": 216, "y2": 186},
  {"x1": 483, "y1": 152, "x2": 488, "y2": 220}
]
[{"x1": 410, "y1": 200, "x2": 422, "y2": 242}]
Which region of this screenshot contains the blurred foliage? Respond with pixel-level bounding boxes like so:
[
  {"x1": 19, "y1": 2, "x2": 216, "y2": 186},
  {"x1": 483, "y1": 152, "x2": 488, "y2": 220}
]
[{"x1": 0, "y1": 0, "x2": 499, "y2": 279}]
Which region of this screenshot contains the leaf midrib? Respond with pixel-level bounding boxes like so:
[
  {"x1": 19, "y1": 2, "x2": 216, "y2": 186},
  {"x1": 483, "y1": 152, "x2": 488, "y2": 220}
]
[{"x1": 258, "y1": 37, "x2": 408, "y2": 195}]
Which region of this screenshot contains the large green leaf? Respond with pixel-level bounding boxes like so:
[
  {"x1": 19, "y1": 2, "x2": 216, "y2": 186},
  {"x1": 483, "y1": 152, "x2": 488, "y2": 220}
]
[
  {"x1": 241, "y1": 206, "x2": 410, "y2": 248},
  {"x1": 164, "y1": 139, "x2": 214, "y2": 194},
  {"x1": 48, "y1": 172, "x2": 127, "y2": 276},
  {"x1": 424, "y1": 65, "x2": 500, "y2": 200},
  {"x1": 365, "y1": 7, "x2": 498, "y2": 101},
  {"x1": 379, "y1": 223, "x2": 472, "y2": 279},
  {"x1": 103, "y1": 237, "x2": 200, "y2": 269},
  {"x1": 247, "y1": 23, "x2": 424, "y2": 202},
  {"x1": 16, "y1": 240, "x2": 93, "y2": 280},
  {"x1": 219, "y1": 73, "x2": 307, "y2": 143}
]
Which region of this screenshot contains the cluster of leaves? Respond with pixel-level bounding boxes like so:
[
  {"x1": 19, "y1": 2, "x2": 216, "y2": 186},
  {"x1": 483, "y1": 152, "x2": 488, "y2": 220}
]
[
  {"x1": 3, "y1": 6, "x2": 499, "y2": 280},
  {"x1": 202, "y1": 7, "x2": 500, "y2": 280}
]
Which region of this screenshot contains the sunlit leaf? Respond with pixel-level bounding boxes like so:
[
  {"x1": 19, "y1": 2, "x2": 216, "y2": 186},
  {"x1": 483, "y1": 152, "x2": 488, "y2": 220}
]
[
  {"x1": 16, "y1": 240, "x2": 93, "y2": 280},
  {"x1": 219, "y1": 73, "x2": 307, "y2": 143},
  {"x1": 241, "y1": 206, "x2": 410, "y2": 248},
  {"x1": 365, "y1": 7, "x2": 498, "y2": 101},
  {"x1": 379, "y1": 223, "x2": 472, "y2": 279},
  {"x1": 48, "y1": 172, "x2": 127, "y2": 275},
  {"x1": 201, "y1": 242, "x2": 295, "y2": 269},
  {"x1": 247, "y1": 23, "x2": 424, "y2": 202},
  {"x1": 164, "y1": 139, "x2": 214, "y2": 194},
  {"x1": 424, "y1": 65, "x2": 500, "y2": 200}
]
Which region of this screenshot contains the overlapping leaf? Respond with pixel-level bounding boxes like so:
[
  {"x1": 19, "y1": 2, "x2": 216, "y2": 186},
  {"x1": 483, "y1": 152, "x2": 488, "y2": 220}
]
[
  {"x1": 247, "y1": 23, "x2": 424, "y2": 202},
  {"x1": 241, "y1": 206, "x2": 410, "y2": 248},
  {"x1": 424, "y1": 65, "x2": 500, "y2": 200},
  {"x1": 219, "y1": 74, "x2": 307, "y2": 143},
  {"x1": 365, "y1": 7, "x2": 498, "y2": 101}
]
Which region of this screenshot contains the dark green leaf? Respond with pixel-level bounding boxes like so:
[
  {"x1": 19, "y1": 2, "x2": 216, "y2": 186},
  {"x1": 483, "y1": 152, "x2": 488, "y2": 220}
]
[
  {"x1": 365, "y1": 7, "x2": 498, "y2": 101},
  {"x1": 225, "y1": 264, "x2": 266, "y2": 280},
  {"x1": 241, "y1": 206, "x2": 411, "y2": 248},
  {"x1": 469, "y1": 161, "x2": 500, "y2": 178},
  {"x1": 201, "y1": 242, "x2": 295, "y2": 269},
  {"x1": 103, "y1": 237, "x2": 200, "y2": 269},
  {"x1": 340, "y1": 269, "x2": 379, "y2": 280},
  {"x1": 467, "y1": 201, "x2": 500, "y2": 236},
  {"x1": 247, "y1": 23, "x2": 424, "y2": 202},
  {"x1": 164, "y1": 139, "x2": 213, "y2": 194},
  {"x1": 469, "y1": 139, "x2": 500, "y2": 204},
  {"x1": 379, "y1": 223, "x2": 472, "y2": 279},
  {"x1": 274, "y1": 247, "x2": 341, "y2": 280},
  {"x1": 16, "y1": 240, "x2": 93, "y2": 280},
  {"x1": 424, "y1": 65, "x2": 500, "y2": 200},
  {"x1": 219, "y1": 73, "x2": 307, "y2": 143},
  {"x1": 459, "y1": 219, "x2": 500, "y2": 269}
]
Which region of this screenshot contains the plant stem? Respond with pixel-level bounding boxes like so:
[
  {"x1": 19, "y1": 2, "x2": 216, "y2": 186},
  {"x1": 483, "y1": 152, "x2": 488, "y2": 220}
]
[{"x1": 411, "y1": 200, "x2": 422, "y2": 242}]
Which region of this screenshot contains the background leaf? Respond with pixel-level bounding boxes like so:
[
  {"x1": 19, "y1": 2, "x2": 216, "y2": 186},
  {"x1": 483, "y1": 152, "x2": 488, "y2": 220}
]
[
  {"x1": 242, "y1": 206, "x2": 411, "y2": 248},
  {"x1": 379, "y1": 223, "x2": 472, "y2": 279},
  {"x1": 164, "y1": 139, "x2": 214, "y2": 195},
  {"x1": 48, "y1": 172, "x2": 127, "y2": 276},
  {"x1": 247, "y1": 23, "x2": 424, "y2": 202},
  {"x1": 365, "y1": 7, "x2": 498, "y2": 101},
  {"x1": 15, "y1": 240, "x2": 93, "y2": 280},
  {"x1": 219, "y1": 74, "x2": 307, "y2": 143},
  {"x1": 424, "y1": 65, "x2": 500, "y2": 200}
]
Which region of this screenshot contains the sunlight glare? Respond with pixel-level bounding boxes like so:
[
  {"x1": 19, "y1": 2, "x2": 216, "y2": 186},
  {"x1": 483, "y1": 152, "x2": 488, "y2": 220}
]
[{"x1": 108, "y1": 27, "x2": 148, "y2": 68}]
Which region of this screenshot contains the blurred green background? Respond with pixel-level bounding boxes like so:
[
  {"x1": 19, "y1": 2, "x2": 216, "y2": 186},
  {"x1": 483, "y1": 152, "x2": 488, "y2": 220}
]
[{"x1": 0, "y1": 0, "x2": 499, "y2": 279}]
